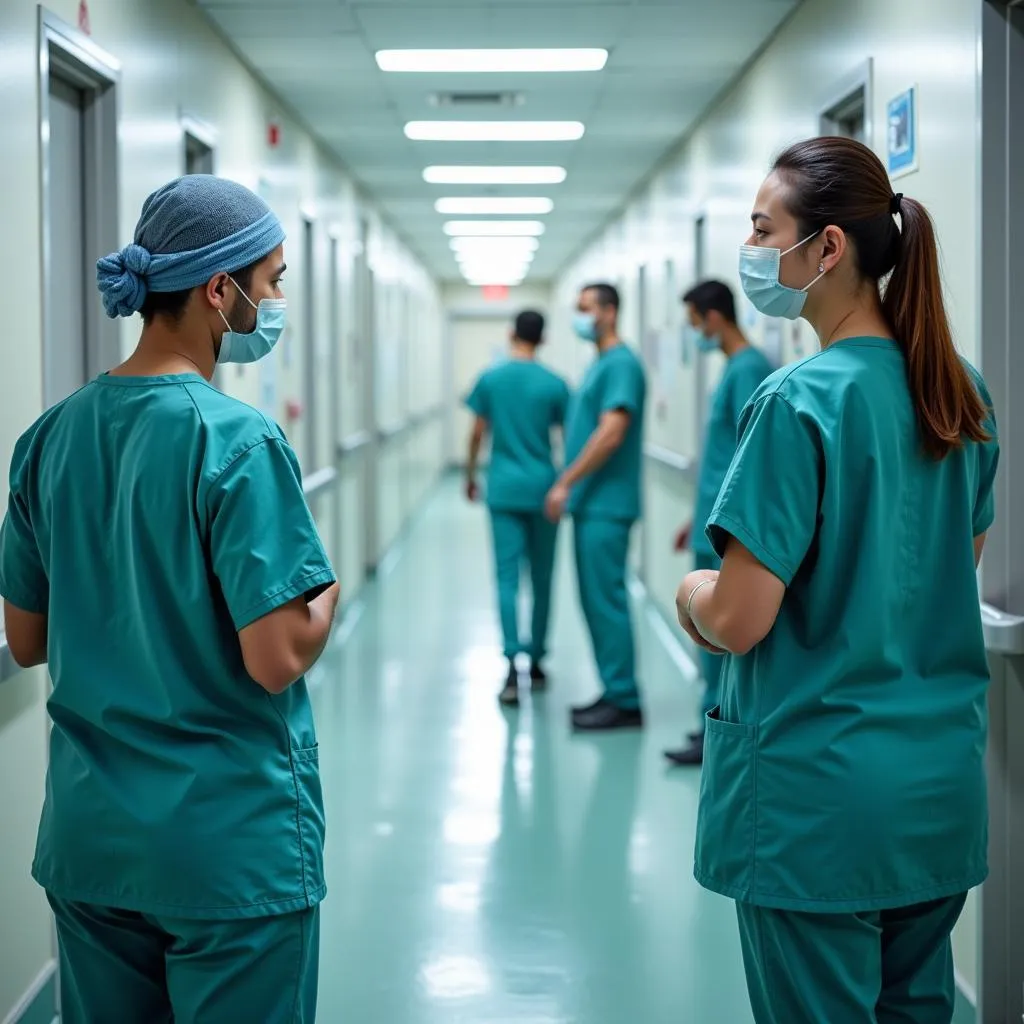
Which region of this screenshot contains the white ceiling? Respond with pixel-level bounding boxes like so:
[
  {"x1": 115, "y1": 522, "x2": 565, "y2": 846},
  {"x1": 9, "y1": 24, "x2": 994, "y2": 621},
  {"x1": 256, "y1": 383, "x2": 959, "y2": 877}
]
[{"x1": 194, "y1": 0, "x2": 800, "y2": 282}]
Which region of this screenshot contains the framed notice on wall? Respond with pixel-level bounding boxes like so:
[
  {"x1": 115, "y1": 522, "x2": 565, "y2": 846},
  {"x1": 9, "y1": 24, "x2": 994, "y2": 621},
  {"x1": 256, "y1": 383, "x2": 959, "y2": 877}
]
[{"x1": 886, "y1": 85, "x2": 918, "y2": 179}]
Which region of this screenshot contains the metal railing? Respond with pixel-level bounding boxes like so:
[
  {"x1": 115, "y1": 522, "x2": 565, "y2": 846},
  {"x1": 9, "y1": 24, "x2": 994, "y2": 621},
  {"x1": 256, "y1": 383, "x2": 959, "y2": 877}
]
[{"x1": 644, "y1": 443, "x2": 696, "y2": 479}]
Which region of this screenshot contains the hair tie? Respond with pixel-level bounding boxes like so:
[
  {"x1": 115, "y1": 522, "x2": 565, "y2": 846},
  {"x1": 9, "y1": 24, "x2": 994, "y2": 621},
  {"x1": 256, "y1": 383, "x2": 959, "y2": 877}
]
[
  {"x1": 889, "y1": 193, "x2": 904, "y2": 216},
  {"x1": 96, "y1": 243, "x2": 152, "y2": 319}
]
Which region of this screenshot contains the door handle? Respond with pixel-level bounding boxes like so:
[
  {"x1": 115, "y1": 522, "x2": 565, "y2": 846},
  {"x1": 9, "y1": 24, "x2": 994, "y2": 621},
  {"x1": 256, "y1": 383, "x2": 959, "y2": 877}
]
[{"x1": 980, "y1": 601, "x2": 1024, "y2": 656}]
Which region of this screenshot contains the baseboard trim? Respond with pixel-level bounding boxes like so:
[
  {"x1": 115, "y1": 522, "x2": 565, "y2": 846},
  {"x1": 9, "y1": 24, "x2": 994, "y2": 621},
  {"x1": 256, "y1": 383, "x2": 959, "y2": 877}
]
[{"x1": 2, "y1": 961, "x2": 56, "y2": 1024}]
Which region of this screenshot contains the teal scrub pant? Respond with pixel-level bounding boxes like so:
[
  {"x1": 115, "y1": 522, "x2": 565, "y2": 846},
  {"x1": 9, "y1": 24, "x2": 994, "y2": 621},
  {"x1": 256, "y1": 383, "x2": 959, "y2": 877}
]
[
  {"x1": 573, "y1": 516, "x2": 640, "y2": 710},
  {"x1": 736, "y1": 893, "x2": 967, "y2": 1024},
  {"x1": 48, "y1": 894, "x2": 320, "y2": 1023},
  {"x1": 489, "y1": 509, "x2": 559, "y2": 660},
  {"x1": 694, "y1": 551, "x2": 723, "y2": 722}
]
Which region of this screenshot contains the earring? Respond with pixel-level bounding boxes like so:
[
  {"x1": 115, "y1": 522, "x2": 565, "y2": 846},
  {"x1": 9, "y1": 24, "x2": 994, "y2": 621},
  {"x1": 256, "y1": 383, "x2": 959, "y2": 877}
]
[{"x1": 818, "y1": 262, "x2": 825, "y2": 273}]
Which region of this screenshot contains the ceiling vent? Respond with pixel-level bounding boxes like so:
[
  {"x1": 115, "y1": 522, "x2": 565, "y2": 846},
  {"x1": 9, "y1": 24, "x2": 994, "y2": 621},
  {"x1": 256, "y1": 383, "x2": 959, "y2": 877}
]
[{"x1": 428, "y1": 91, "x2": 525, "y2": 109}]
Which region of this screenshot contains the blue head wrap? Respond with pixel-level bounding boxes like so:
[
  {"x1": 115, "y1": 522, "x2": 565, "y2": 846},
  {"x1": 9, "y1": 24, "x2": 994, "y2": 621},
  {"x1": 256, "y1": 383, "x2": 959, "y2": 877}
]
[{"x1": 96, "y1": 175, "x2": 286, "y2": 319}]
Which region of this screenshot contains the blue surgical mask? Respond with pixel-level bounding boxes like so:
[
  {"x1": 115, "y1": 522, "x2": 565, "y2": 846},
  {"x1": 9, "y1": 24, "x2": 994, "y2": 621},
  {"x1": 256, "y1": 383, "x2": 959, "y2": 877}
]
[
  {"x1": 217, "y1": 277, "x2": 287, "y2": 364},
  {"x1": 693, "y1": 326, "x2": 719, "y2": 353},
  {"x1": 572, "y1": 312, "x2": 598, "y2": 343},
  {"x1": 738, "y1": 232, "x2": 825, "y2": 320}
]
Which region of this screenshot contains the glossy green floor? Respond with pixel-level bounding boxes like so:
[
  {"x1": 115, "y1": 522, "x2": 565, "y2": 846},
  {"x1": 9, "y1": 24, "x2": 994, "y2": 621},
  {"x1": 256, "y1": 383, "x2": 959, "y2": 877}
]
[{"x1": 309, "y1": 480, "x2": 755, "y2": 1023}]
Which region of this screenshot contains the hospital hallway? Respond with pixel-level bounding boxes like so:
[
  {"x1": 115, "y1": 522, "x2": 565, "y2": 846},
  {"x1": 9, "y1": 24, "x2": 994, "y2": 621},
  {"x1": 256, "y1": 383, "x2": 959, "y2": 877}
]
[{"x1": 308, "y1": 478, "x2": 754, "y2": 1024}]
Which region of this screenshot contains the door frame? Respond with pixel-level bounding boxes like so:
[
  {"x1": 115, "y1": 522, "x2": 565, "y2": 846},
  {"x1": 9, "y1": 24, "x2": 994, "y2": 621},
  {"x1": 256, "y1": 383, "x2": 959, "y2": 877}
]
[
  {"x1": 978, "y1": 3, "x2": 1024, "y2": 1021},
  {"x1": 38, "y1": 6, "x2": 121, "y2": 408}
]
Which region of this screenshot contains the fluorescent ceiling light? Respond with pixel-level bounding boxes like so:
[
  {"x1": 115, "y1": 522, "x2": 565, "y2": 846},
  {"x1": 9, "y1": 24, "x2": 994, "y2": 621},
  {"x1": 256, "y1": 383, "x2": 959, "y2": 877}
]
[
  {"x1": 405, "y1": 121, "x2": 584, "y2": 142},
  {"x1": 444, "y1": 221, "x2": 545, "y2": 237},
  {"x1": 436, "y1": 197, "x2": 553, "y2": 216},
  {"x1": 377, "y1": 49, "x2": 607, "y2": 74},
  {"x1": 450, "y1": 237, "x2": 539, "y2": 254},
  {"x1": 458, "y1": 261, "x2": 534, "y2": 275},
  {"x1": 424, "y1": 166, "x2": 567, "y2": 185},
  {"x1": 464, "y1": 277, "x2": 527, "y2": 287}
]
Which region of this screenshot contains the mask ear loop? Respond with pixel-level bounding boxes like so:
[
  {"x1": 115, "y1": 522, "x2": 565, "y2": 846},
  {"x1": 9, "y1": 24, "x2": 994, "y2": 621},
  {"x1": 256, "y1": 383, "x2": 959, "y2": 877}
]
[{"x1": 781, "y1": 230, "x2": 828, "y2": 293}]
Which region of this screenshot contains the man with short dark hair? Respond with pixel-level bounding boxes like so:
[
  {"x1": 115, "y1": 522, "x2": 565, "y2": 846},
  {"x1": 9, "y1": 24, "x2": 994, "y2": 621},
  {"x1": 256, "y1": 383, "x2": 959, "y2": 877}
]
[
  {"x1": 546, "y1": 283, "x2": 647, "y2": 731},
  {"x1": 666, "y1": 278, "x2": 773, "y2": 765},
  {"x1": 466, "y1": 309, "x2": 570, "y2": 705}
]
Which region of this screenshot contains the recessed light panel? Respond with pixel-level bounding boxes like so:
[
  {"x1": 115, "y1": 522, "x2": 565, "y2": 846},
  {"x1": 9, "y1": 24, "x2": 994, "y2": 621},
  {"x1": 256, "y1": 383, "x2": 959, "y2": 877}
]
[
  {"x1": 406, "y1": 122, "x2": 585, "y2": 142},
  {"x1": 435, "y1": 198, "x2": 553, "y2": 216},
  {"x1": 424, "y1": 166, "x2": 567, "y2": 185},
  {"x1": 377, "y1": 49, "x2": 607, "y2": 74}
]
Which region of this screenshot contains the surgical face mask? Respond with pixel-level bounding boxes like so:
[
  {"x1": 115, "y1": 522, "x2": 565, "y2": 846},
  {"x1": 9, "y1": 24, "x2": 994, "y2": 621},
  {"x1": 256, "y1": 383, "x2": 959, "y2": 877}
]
[
  {"x1": 572, "y1": 312, "x2": 598, "y2": 343},
  {"x1": 692, "y1": 325, "x2": 720, "y2": 353},
  {"x1": 738, "y1": 232, "x2": 825, "y2": 320},
  {"x1": 217, "y1": 277, "x2": 287, "y2": 364}
]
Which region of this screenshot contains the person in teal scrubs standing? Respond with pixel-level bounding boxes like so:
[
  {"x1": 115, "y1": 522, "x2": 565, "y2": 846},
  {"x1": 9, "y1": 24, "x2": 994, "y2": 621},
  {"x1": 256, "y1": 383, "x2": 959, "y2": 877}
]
[
  {"x1": 546, "y1": 283, "x2": 647, "y2": 732},
  {"x1": 676, "y1": 137, "x2": 998, "y2": 1023},
  {"x1": 0, "y1": 175, "x2": 339, "y2": 1023},
  {"x1": 666, "y1": 280, "x2": 772, "y2": 766},
  {"x1": 465, "y1": 310, "x2": 570, "y2": 706}
]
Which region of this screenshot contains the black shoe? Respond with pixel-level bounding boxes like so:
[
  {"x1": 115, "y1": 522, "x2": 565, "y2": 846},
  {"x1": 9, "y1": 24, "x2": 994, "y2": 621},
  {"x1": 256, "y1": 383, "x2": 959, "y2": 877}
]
[
  {"x1": 571, "y1": 699, "x2": 644, "y2": 732},
  {"x1": 498, "y1": 663, "x2": 519, "y2": 707},
  {"x1": 664, "y1": 734, "x2": 704, "y2": 766},
  {"x1": 571, "y1": 696, "x2": 607, "y2": 716},
  {"x1": 529, "y1": 661, "x2": 548, "y2": 691}
]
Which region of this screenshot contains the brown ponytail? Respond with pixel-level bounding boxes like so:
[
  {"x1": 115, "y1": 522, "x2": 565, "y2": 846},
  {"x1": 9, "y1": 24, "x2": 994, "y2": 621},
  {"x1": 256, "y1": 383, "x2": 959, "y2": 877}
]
[
  {"x1": 880, "y1": 196, "x2": 989, "y2": 458},
  {"x1": 773, "y1": 138, "x2": 990, "y2": 460}
]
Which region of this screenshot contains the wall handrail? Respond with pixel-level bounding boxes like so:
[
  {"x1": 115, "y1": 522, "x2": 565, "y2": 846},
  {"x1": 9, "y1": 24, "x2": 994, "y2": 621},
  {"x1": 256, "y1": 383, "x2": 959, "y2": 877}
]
[
  {"x1": 980, "y1": 600, "x2": 1024, "y2": 656},
  {"x1": 644, "y1": 444, "x2": 695, "y2": 477},
  {"x1": 338, "y1": 430, "x2": 372, "y2": 457},
  {"x1": 301, "y1": 465, "x2": 338, "y2": 501}
]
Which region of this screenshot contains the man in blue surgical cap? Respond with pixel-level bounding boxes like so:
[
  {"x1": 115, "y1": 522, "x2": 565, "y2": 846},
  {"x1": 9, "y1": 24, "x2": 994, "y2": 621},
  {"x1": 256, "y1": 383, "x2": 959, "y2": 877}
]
[{"x1": 0, "y1": 175, "x2": 338, "y2": 1022}]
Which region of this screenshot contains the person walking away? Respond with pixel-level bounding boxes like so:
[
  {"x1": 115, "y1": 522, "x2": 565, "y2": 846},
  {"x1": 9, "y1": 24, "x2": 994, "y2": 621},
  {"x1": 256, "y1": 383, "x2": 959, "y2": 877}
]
[
  {"x1": 0, "y1": 175, "x2": 339, "y2": 1023},
  {"x1": 666, "y1": 280, "x2": 773, "y2": 766},
  {"x1": 545, "y1": 283, "x2": 647, "y2": 732},
  {"x1": 465, "y1": 310, "x2": 570, "y2": 706},
  {"x1": 676, "y1": 138, "x2": 998, "y2": 1024}
]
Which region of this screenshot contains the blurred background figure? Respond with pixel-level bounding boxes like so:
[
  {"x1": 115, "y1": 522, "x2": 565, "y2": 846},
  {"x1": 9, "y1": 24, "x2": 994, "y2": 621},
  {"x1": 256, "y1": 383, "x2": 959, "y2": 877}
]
[
  {"x1": 666, "y1": 280, "x2": 773, "y2": 766},
  {"x1": 465, "y1": 310, "x2": 570, "y2": 705},
  {"x1": 546, "y1": 284, "x2": 647, "y2": 732}
]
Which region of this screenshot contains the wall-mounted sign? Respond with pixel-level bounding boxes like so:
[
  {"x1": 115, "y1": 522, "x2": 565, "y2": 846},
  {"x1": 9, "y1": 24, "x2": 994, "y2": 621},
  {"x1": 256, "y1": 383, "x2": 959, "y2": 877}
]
[
  {"x1": 886, "y1": 86, "x2": 918, "y2": 179},
  {"x1": 481, "y1": 285, "x2": 509, "y2": 303}
]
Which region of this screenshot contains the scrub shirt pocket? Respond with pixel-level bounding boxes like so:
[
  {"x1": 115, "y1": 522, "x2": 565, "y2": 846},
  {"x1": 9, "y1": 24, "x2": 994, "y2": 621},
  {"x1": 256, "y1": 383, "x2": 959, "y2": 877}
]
[
  {"x1": 291, "y1": 744, "x2": 327, "y2": 902},
  {"x1": 694, "y1": 707, "x2": 757, "y2": 897}
]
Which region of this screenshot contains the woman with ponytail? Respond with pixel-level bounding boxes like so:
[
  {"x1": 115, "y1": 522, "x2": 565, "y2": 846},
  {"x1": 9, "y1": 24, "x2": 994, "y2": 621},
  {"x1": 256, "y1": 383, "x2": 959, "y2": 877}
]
[{"x1": 675, "y1": 137, "x2": 999, "y2": 1023}]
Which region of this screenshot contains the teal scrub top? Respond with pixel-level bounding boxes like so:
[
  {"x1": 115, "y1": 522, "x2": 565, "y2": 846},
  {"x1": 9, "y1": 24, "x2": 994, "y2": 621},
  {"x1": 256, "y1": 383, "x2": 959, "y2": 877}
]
[
  {"x1": 565, "y1": 343, "x2": 647, "y2": 521},
  {"x1": 465, "y1": 358, "x2": 570, "y2": 513},
  {"x1": 692, "y1": 346, "x2": 774, "y2": 557},
  {"x1": 694, "y1": 338, "x2": 999, "y2": 913},
  {"x1": 0, "y1": 374, "x2": 335, "y2": 920}
]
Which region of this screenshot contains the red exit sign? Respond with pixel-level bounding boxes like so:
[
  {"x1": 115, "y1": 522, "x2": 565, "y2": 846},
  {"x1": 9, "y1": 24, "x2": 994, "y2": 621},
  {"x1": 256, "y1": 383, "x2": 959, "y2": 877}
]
[{"x1": 481, "y1": 285, "x2": 510, "y2": 302}]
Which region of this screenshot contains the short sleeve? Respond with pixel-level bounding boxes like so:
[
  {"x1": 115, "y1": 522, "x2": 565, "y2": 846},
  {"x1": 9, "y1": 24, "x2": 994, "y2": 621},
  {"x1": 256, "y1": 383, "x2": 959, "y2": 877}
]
[
  {"x1": 727, "y1": 360, "x2": 770, "y2": 428},
  {"x1": 706, "y1": 393, "x2": 820, "y2": 586},
  {"x1": 973, "y1": 420, "x2": 999, "y2": 537},
  {"x1": 465, "y1": 375, "x2": 490, "y2": 419},
  {"x1": 0, "y1": 484, "x2": 49, "y2": 615},
  {"x1": 208, "y1": 438, "x2": 336, "y2": 631},
  {"x1": 599, "y1": 356, "x2": 645, "y2": 416},
  {"x1": 554, "y1": 379, "x2": 571, "y2": 425}
]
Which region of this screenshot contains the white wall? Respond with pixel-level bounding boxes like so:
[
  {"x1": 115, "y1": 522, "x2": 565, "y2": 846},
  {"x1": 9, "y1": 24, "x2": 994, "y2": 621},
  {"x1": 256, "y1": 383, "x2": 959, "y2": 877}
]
[
  {"x1": 550, "y1": 0, "x2": 983, "y2": 995},
  {"x1": 0, "y1": 1, "x2": 444, "y2": 1018}
]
